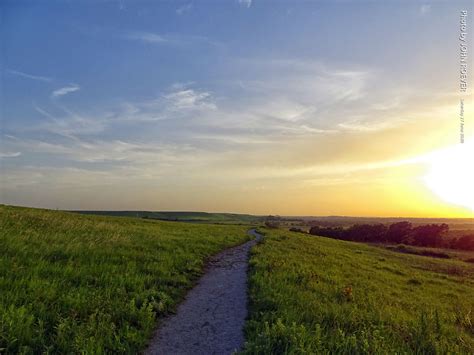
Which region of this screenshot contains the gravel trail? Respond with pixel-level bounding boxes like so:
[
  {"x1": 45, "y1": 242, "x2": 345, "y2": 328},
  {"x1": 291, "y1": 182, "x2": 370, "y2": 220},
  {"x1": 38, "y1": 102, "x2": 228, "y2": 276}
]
[{"x1": 145, "y1": 229, "x2": 262, "y2": 355}]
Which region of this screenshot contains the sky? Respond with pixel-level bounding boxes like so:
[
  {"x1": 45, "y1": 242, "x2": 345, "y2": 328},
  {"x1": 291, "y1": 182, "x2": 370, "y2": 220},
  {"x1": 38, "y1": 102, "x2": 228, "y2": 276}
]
[{"x1": 1, "y1": 0, "x2": 473, "y2": 217}]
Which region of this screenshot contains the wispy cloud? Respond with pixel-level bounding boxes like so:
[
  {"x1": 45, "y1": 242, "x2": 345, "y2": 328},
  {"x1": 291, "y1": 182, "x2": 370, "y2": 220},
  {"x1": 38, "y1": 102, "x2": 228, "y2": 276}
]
[
  {"x1": 105, "y1": 61, "x2": 401, "y2": 140},
  {"x1": 163, "y1": 88, "x2": 217, "y2": 111},
  {"x1": 176, "y1": 3, "x2": 193, "y2": 15},
  {"x1": 51, "y1": 84, "x2": 80, "y2": 98},
  {"x1": 121, "y1": 31, "x2": 221, "y2": 48},
  {"x1": 32, "y1": 103, "x2": 107, "y2": 139},
  {"x1": 34, "y1": 104, "x2": 58, "y2": 120},
  {"x1": 238, "y1": 0, "x2": 252, "y2": 8},
  {"x1": 337, "y1": 119, "x2": 407, "y2": 132},
  {"x1": 6, "y1": 69, "x2": 52, "y2": 82},
  {"x1": 420, "y1": 4, "x2": 431, "y2": 15},
  {"x1": 0, "y1": 151, "x2": 21, "y2": 158},
  {"x1": 5, "y1": 137, "x2": 187, "y2": 164},
  {"x1": 107, "y1": 84, "x2": 217, "y2": 123},
  {"x1": 123, "y1": 31, "x2": 168, "y2": 44},
  {"x1": 23, "y1": 60, "x2": 441, "y2": 155},
  {"x1": 2, "y1": 58, "x2": 460, "y2": 213}
]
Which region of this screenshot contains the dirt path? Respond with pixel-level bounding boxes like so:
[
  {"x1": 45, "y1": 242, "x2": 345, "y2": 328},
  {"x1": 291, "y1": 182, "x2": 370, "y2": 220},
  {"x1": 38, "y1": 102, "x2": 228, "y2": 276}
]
[{"x1": 145, "y1": 229, "x2": 262, "y2": 355}]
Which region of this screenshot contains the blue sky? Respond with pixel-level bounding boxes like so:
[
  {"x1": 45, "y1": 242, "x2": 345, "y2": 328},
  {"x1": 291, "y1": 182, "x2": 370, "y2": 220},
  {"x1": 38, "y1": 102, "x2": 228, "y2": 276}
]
[{"x1": 1, "y1": 0, "x2": 473, "y2": 215}]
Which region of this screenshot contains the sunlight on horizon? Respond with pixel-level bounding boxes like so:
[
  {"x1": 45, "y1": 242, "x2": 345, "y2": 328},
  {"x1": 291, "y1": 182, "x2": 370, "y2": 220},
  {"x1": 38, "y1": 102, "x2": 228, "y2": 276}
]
[{"x1": 423, "y1": 139, "x2": 474, "y2": 212}]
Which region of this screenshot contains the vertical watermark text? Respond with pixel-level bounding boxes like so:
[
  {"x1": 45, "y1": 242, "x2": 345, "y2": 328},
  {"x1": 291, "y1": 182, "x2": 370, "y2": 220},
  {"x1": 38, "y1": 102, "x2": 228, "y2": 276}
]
[{"x1": 459, "y1": 10, "x2": 468, "y2": 143}]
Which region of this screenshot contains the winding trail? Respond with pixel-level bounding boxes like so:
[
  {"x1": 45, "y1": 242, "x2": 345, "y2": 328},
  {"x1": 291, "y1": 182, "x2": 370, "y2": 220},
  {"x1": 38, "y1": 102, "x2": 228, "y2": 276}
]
[{"x1": 145, "y1": 229, "x2": 262, "y2": 355}]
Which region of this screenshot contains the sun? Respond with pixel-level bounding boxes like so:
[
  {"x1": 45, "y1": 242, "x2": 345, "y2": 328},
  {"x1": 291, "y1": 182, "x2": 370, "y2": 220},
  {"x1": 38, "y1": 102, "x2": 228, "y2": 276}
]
[{"x1": 423, "y1": 139, "x2": 474, "y2": 212}]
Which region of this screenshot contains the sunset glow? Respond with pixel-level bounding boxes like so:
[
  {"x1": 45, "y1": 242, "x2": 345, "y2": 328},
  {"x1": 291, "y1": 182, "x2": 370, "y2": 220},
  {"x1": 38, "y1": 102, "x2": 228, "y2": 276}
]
[
  {"x1": 0, "y1": 1, "x2": 473, "y2": 217},
  {"x1": 424, "y1": 140, "x2": 474, "y2": 212}
]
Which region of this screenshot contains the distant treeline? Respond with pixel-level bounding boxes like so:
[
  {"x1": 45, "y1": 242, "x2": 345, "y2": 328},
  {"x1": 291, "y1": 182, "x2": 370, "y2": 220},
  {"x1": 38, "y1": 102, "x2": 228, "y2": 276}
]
[{"x1": 307, "y1": 222, "x2": 474, "y2": 251}]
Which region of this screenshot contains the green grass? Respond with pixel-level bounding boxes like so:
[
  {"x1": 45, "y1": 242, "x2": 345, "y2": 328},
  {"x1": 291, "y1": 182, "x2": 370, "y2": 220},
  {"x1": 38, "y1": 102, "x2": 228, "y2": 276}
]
[
  {"x1": 0, "y1": 205, "x2": 250, "y2": 354},
  {"x1": 381, "y1": 243, "x2": 474, "y2": 262},
  {"x1": 243, "y1": 229, "x2": 474, "y2": 354}
]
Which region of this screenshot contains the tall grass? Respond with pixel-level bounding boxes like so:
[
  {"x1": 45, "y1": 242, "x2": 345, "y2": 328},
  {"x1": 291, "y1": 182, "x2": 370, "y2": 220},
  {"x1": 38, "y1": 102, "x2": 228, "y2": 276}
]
[
  {"x1": 243, "y1": 229, "x2": 474, "y2": 354},
  {"x1": 0, "y1": 205, "x2": 249, "y2": 353}
]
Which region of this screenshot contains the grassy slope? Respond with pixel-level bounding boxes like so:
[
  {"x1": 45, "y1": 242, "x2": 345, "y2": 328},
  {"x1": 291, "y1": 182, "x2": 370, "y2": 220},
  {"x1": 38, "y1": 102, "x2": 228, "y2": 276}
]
[
  {"x1": 380, "y1": 243, "x2": 474, "y2": 263},
  {"x1": 244, "y1": 229, "x2": 474, "y2": 354},
  {"x1": 0, "y1": 205, "x2": 250, "y2": 354}
]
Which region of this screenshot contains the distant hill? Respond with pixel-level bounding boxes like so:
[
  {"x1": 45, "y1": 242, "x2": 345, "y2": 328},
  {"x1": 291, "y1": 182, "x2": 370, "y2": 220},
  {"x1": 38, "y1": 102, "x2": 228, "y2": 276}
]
[
  {"x1": 72, "y1": 210, "x2": 264, "y2": 224},
  {"x1": 71, "y1": 211, "x2": 474, "y2": 228}
]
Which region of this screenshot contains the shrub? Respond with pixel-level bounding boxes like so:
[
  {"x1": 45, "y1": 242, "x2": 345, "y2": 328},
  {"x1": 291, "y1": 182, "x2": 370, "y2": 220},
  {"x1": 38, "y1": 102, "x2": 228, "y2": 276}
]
[
  {"x1": 265, "y1": 216, "x2": 281, "y2": 229},
  {"x1": 289, "y1": 227, "x2": 305, "y2": 233},
  {"x1": 410, "y1": 224, "x2": 448, "y2": 248},
  {"x1": 454, "y1": 235, "x2": 474, "y2": 250},
  {"x1": 386, "y1": 221, "x2": 412, "y2": 244},
  {"x1": 307, "y1": 222, "x2": 472, "y2": 252}
]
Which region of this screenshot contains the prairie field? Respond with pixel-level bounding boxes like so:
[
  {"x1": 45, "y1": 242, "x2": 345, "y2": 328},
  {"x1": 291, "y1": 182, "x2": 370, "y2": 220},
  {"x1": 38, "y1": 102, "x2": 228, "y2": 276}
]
[
  {"x1": 244, "y1": 228, "x2": 474, "y2": 354},
  {"x1": 0, "y1": 205, "x2": 249, "y2": 353},
  {"x1": 74, "y1": 210, "x2": 263, "y2": 224},
  {"x1": 3, "y1": 205, "x2": 474, "y2": 354}
]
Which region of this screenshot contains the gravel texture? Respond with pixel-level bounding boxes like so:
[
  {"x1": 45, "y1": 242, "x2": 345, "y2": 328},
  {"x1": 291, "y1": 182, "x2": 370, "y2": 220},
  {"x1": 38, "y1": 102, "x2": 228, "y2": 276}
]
[{"x1": 145, "y1": 229, "x2": 262, "y2": 355}]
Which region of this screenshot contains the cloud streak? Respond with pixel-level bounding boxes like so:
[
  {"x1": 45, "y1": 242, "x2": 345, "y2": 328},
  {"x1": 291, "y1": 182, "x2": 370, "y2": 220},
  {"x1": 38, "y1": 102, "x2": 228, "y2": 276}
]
[
  {"x1": 238, "y1": 0, "x2": 252, "y2": 8},
  {"x1": 163, "y1": 88, "x2": 217, "y2": 112},
  {"x1": 176, "y1": 3, "x2": 193, "y2": 15},
  {"x1": 121, "y1": 31, "x2": 221, "y2": 48},
  {"x1": 51, "y1": 84, "x2": 80, "y2": 98},
  {"x1": 123, "y1": 31, "x2": 168, "y2": 44},
  {"x1": 0, "y1": 152, "x2": 21, "y2": 158},
  {"x1": 6, "y1": 69, "x2": 52, "y2": 82}
]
